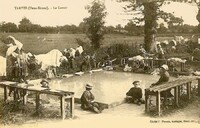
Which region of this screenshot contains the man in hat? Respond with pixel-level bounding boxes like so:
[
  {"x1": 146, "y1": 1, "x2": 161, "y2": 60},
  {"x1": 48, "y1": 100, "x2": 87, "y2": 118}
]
[
  {"x1": 156, "y1": 44, "x2": 165, "y2": 59},
  {"x1": 40, "y1": 79, "x2": 49, "y2": 89},
  {"x1": 126, "y1": 81, "x2": 144, "y2": 105},
  {"x1": 156, "y1": 44, "x2": 165, "y2": 66},
  {"x1": 80, "y1": 83, "x2": 103, "y2": 113}
]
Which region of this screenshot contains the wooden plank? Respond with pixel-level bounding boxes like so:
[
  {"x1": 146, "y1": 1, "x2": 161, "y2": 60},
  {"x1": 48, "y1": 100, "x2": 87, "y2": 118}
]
[
  {"x1": 22, "y1": 89, "x2": 28, "y2": 105},
  {"x1": 149, "y1": 77, "x2": 184, "y2": 91},
  {"x1": 180, "y1": 63, "x2": 183, "y2": 72},
  {"x1": 4, "y1": 86, "x2": 8, "y2": 102},
  {"x1": 198, "y1": 79, "x2": 200, "y2": 97},
  {"x1": 157, "y1": 79, "x2": 193, "y2": 92},
  {"x1": 70, "y1": 95, "x2": 74, "y2": 118},
  {"x1": 0, "y1": 82, "x2": 74, "y2": 95},
  {"x1": 13, "y1": 88, "x2": 18, "y2": 101},
  {"x1": 151, "y1": 60, "x2": 154, "y2": 69},
  {"x1": 60, "y1": 96, "x2": 66, "y2": 120},
  {"x1": 151, "y1": 81, "x2": 185, "y2": 92},
  {"x1": 187, "y1": 82, "x2": 191, "y2": 100},
  {"x1": 174, "y1": 86, "x2": 179, "y2": 107},
  {"x1": 0, "y1": 81, "x2": 75, "y2": 119},
  {"x1": 26, "y1": 87, "x2": 74, "y2": 96},
  {"x1": 157, "y1": 82, "x2": 189, "y2": 92},
  {"x1": 180, "y1": 63, "x2": 186, "y2": 72},
  {"x1": 0, "y1": 81, "x2": 17, "y2": 85},
  {"x1": 156, "y1": 92, "x2": 161, "y2": 116},
  {"x1": 145, "y1": 89, "x2": 150, "y2": 113},
  {"x1": 149, "y1": 76, "x2": 199, "y2": 92},
  {"x1": 35, "y1": 92, "x2": 40, "y2": 114},
  {"x1": 178, "y1": 86, "x2": 181, "y2": 100}
]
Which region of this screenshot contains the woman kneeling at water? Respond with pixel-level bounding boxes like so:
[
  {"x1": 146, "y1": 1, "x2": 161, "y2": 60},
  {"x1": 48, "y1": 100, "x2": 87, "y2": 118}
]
[{"x1": 80, "y1": 83, "x2": 104, "y2": 113}]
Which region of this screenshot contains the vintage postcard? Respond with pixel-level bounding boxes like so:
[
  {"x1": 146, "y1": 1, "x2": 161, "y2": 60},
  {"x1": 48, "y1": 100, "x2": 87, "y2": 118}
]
[{"x1": 0, "y1": 0, "x2": 200, "y2": 128}]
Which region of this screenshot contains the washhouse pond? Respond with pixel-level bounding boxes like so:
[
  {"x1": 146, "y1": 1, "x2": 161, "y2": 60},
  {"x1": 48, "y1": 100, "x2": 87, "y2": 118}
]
[{"x1": 47, "y1": 71, "x2": 161, "y2": 105}]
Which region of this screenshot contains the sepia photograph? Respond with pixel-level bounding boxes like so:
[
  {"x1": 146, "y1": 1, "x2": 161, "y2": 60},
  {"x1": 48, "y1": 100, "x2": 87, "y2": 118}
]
[{"x1": 0, "y1": 0, "x2": 200, "y2": 128}]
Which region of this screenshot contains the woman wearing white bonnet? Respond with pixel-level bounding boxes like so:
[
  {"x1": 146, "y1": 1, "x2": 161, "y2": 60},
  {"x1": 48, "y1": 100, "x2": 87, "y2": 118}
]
[{"x1": 151, "y1": 64, "x2": 173, "y2": 105}]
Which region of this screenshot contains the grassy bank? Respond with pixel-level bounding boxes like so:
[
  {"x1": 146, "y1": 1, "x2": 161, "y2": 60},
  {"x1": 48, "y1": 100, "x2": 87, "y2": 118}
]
[{"x1": 0, "y1": 33, "x2": 174, "y2": 56}]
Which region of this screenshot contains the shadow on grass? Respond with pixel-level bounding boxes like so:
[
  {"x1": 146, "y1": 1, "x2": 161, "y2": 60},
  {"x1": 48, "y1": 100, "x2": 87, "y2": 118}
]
[
  {"x1": 144, "y1": 94, "x2": 200, "y2": 118},
  {"x1": 0, "y1": 98, "x2": 72, "y2": 125}
]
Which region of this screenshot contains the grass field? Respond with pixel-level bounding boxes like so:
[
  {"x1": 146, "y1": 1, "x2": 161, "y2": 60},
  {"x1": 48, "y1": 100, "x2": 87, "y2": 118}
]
[{"x1": 0, "y1": 33, "x2": 174, "y2": 56}]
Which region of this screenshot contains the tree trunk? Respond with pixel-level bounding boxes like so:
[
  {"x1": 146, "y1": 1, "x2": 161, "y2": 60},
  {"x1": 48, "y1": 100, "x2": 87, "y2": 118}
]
[
  {"x1": 143, "y1": 2, "x2": 158, "y2": 53},
  {"x1": 196, "y1": 8, "x2": 200, "y2": 35}
]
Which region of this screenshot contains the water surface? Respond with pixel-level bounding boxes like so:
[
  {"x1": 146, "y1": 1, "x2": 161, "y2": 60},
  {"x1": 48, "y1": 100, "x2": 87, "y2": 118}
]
[{"x1": 48, "y1": 71, "x2": 161, "y2": 104}]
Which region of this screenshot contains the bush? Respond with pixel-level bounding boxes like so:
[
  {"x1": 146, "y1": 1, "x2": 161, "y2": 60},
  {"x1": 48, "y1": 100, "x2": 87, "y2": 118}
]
[
  {"x1": 0, "y1": 100, "x2": 30, "y2": 125},
  {"x1": 75, "y1": 38, "x2": 90, "y2": 50},
  {"x1": 109, "y1": 43, "x2": 139, "y2": 58},
  {"x1": 192, "y1": 48, "x2": 200, "y2": 61}
]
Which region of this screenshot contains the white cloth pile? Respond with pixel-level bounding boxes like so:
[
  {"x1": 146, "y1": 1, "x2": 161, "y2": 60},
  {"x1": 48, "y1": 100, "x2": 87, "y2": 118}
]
[
  {"x1": 151, "y1": 68, "x2": 160, "y2": 75},
  {"x1": 123, "y1": 64, "x2": 132, "y2": 72},
  {"x1": 76, "y1": 46, "x2": 84, "y2": 55},
  {"x1": 59, "y1": 55, "x2": 68, "y2": 63},
  {"x1": 6, "y1": 36, "x2": 23, "y2": 57},
  {"x1": 35, "y1": 49, "x2": 63, "y2": 70},
  {"x1": 128, "y1": 55, "x2": 144, "y2": 61},
  {"x1": 168, "y1": 57, "x2": 187, "y2": 63},
  {"x1": 0, "y1": 56, "x2": 6, "y2": 76},
  {"x1": 69, "y1": 48, "x2": 76, "y2": 58}
]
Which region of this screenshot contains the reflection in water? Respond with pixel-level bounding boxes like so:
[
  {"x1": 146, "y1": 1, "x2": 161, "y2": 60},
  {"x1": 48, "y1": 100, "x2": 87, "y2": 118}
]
[{"x1": 48, "y1": 71, "x2": 160, "y2": 104}]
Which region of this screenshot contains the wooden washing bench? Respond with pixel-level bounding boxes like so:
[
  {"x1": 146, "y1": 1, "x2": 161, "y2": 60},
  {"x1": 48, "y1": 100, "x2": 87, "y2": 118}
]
[
  {"x1": 145, "y1": 76, "x2": 200, "y2": 116},
  {"x1": 0, "y1": 81, "x2": 75, "y2": 119},
  {"x1": 121, "y1": 57, "x2": 186, "y2": 72},
  {"x1": 143, "y1": 58, "x2": 186, "y2": 71}
]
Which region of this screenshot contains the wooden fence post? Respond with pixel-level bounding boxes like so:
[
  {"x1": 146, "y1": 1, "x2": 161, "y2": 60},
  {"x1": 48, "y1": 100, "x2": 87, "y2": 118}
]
[
  {"x1": 13, "y1": 88, "x2": 18, "y2": 101},
  {"x1": 35, "y1": 92, "x2": 40, "y2": 113},
  {"x1": 151, "y1": 60, "x2": 154, "y2": 69},
  {"x1": 198, "y1": 79, "x2": 200, "y2": 97},
  {"x1": 4, "y1": 86, "x2": 8, "y2": 102},
  {"x1": 145, "y1": 89, "x2": 150, "y2": 113},
  {"x1": 70, "y1": 95, "x2": 74, "y2": 118},
  {"x1": 22, "y1": 89, "x2": 28, "y2": 105},
  {"x1": 186, "y1": 82, "x2": 191, "y2": 100},
  {"x1": 156, "y1": 91, "x2": 161, "y2": 116},
  {"x1": 60, "y1": 96, "x2": 66, "y2": 120},
  {"x1": 174, "y1": 86, "x2": 179, "y2": 107}
]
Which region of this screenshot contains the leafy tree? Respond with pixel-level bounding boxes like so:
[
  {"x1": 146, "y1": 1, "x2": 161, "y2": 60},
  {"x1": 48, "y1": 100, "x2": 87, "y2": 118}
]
[
  {"x1": 0, "y1": 22, "x2": 18, "y2": 32},
  {"x1": 84, "y1": 0, "x2": 107, "y2": 50},
  {"x1": 68, "y1": 25, "x2": 79, "y2": 33},
  {"x1": 118, "y1": 0, "x2": 199, "y2": 52},
  {"x1": 40, "y1": 26, "x2": 57, "y2": 33},
  {"x1": 118, "y1": 0, "x2": 163, "y2": 52},
  {"x1": 157, "y1": 23, "x2": 168, "y2": 34},
  {"x1": 18, "y1": 17, "x2": 33, "y2": 32},
  {"x1": 124, "y1": 21, "x2": 135, "y2": 35},
  {"x1": 59, "y1": 24, "x2": 79, "y2": 34},
  {"x1": 116, "y1": 24, "x2": 123, "y2": 33},
  {"x1": 167, "y1": 14, "x2": 184, "y2": 29},
  {"x1": 31, "y1": 24, "x2": 41, "y2": 33},
  {"x1": 196, "y1": 2, "x2": 200, "y2": 34},
  {"x1": 78, "y1": 22, "x2": 87, "y2": 33},
  {"x1": 105, "y1": 25, "x2": 115, "y2": 34},
  {"x1": 124, "y1": 20, "x2": 144, "y2": 35}
]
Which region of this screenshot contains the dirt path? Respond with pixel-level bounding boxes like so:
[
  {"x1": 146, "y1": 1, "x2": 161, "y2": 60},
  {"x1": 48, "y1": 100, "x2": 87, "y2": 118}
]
[{"x1": 1, "y1": 100, "x2": 200, "y2": 128}]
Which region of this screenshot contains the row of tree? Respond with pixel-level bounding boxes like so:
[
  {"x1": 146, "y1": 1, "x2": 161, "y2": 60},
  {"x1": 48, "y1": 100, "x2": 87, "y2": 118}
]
[
  {"x1": 0, "y1": 18, "x2": 81, "y2": 34},
  {"x1": 0, "y1": 17, "x2": 197, "y2": 35},
  {"x1": 1, "y1": 0, "x2": 200, "y2": 51}
]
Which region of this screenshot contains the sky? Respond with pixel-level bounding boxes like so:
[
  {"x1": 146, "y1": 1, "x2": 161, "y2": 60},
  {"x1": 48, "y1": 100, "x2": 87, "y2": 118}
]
[{"x1": 0, "y1": 0, "x2": 198, "y2": 27}]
